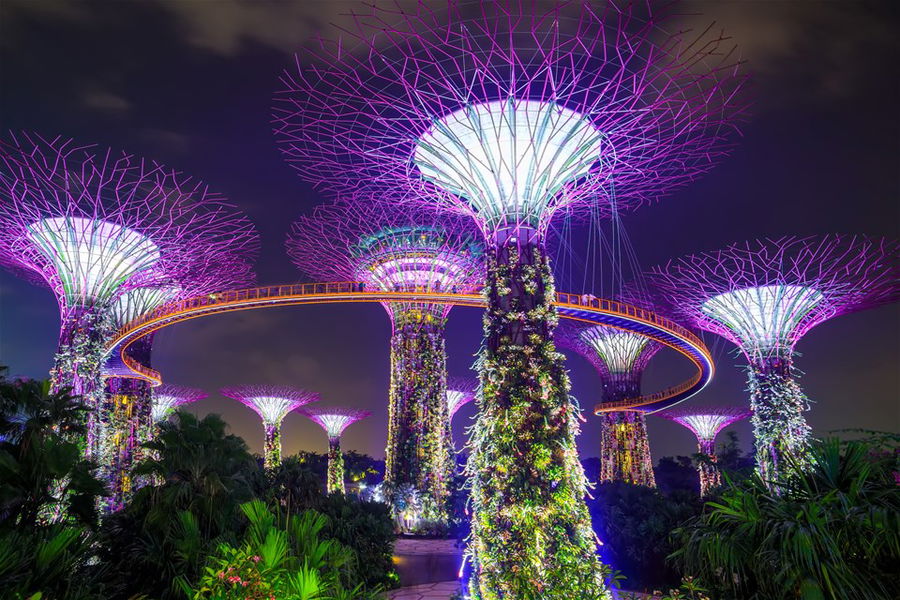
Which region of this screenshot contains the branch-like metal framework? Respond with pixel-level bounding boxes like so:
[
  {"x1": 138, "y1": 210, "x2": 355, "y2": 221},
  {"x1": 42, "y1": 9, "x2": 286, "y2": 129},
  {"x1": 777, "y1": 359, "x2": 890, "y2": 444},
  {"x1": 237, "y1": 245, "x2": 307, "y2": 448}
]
[
  {"x1": 287, "y1": 197, "x2": 483, "y2": 327},
  {"x1": 274, "y1": 0, "x2": 748, "y2": 239},
  {"x1": 221, "y1": 384, "x2": 319, "y2": 469},
  {"x1": 648, "y1": 235, "x2": 899, "y2": 483},
  {"x1": 300, "y1": 406, "x2": 370, "y2": 494},
  {"x1": 446, "y1": 376, "x2": 477, "y2": 419},
  {"x1": 0, "y1": 132, "x2": 259, "y2": 506},
  {"x1": 151, "y1": 384, "x2": 208, "y2": 423},
  {"x1": 657, "y1": 405, "x2": 751, "y2": 494},
  {"x1": 274, "y1": 3, "x2": 746, "y2": 593},
  {"x1": 301, "y1": 406, "x2": 370, "y2": 440}
]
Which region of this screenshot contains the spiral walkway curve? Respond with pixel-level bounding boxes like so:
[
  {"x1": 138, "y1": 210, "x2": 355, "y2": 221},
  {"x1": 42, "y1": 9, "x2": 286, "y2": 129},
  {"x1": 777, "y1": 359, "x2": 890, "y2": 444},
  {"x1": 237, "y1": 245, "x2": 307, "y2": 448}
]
[{"x1": 104, "y1": 282, "x2": 714, "y2": 414}]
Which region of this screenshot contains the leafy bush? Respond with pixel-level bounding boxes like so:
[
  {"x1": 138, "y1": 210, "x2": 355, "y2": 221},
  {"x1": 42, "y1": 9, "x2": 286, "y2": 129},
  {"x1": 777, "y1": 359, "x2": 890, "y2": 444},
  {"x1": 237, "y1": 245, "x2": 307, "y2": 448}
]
[{"x1": 672, "y1": 438, "x2": 900, "y2": 600}]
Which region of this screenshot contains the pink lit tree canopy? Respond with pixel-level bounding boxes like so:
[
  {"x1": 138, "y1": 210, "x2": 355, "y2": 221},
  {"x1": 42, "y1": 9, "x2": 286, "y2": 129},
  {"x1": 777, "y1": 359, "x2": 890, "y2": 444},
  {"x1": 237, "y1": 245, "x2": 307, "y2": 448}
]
[
  {"x1": 274, "y1": 1, "x2": 747, "y2": 594},
  {"x1": 288, "y1": 198, "x2": 482, "y2": 525},
  {"x1": 446, "y1": 376, "x2": 477, "y2": 420},
  {"x1": 151, "y1": 384, "x2": 208, "y2": 423},
  {"x1": 657, "y1": 406, "x2": 751, "y2": 494},
  {"x1": 300, "y1": 406, "x2": 370, "y2": 494},
  {"x1": 557, "y1": 320, "x2": 660, "y2": 487},
  {"x1": 648, "y1": 235, "x2": 899, "y2": 483},
  {"x1": 221, "y1": 385, "x2": 319, "y2": 469},
  {"x1": 0, "y1": 132, "x2": 259, "y2": 475}
]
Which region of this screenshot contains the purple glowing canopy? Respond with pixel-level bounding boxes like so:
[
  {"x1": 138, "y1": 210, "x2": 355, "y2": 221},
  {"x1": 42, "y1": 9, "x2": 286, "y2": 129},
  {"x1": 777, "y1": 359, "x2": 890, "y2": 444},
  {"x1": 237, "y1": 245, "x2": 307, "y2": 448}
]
[
  {"x1": 0, "y1": 132, "x2": 259, "y2": 320},
  {"x1": 286, "y1": 197, "x2": 484, "y2": 325},
  {"x1": 648, "y1": 235, "x2": 900, "y2": 360},
  {"x1": 556, "y1": 320, "x2": 660, "y2": 381},
  {"x1": 446, "y1": 376, "x2": 477, "y2": 418},
  {"x1": 657, "y1": 406, "x2": 751, "y2": 443},
  {"x1": 274, "y1": 0, "x2": 748, "y2": 239},
  {"x1": 300, "y1": 406, "x2": 370, "y2": 440},
  {"x1": 151, "y1": 384, "x2": 208, "y2": 422},
  {"x1": 221, "y1": 385, "x2": 319, "y2": 425}
]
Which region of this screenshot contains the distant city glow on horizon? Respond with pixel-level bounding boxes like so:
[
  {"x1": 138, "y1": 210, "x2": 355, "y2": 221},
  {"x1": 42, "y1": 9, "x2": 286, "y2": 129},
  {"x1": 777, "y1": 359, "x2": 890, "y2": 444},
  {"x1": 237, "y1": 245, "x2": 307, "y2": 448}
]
[
  {"x1": 702, "y1": 285, "x2": 824, "y2": 354},
  {"x1": 414, "y1": 98, "x2": 605, "y2": 231},
  {"x1": 26, "y1": 216, "x2": 160, "y2": 305}
]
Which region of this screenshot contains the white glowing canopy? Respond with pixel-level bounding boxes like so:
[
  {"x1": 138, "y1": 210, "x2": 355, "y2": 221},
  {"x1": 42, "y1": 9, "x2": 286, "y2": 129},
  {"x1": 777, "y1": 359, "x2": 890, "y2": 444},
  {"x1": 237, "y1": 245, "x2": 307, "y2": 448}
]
[
  {"x1": 701, "y1": 285, "x2": 824, "y2": 354},
  {"x1": 446, "y1": 389, "x2": 475, "y2": 418},
  {"x1": 580, "y1": 327, "x2": 651, "y2": 373},
  {"x1": 677, "y1": 414, "x2": 737, "y2": 441},
  {"x1": 151, "y1": 394, "x2": 186, "y2": 422},
  {"x1": 244, "y1": 396, "x2": 304, "y2": 424},
  {"x1": 414, "y1": 98, "x2": 605, "y2": 231},
  {"x1": 109, "y1": 285, "x2": 180, "y2": 328},
  {"x1": 26, "y1": 217, "x2": 160, "y2": 306},
  {"x1": 366, "y1": 256, "x2": 471, "y2": 290},
  {"x1": 313, "y1": 414, "x2": 358, "y2": 439}
]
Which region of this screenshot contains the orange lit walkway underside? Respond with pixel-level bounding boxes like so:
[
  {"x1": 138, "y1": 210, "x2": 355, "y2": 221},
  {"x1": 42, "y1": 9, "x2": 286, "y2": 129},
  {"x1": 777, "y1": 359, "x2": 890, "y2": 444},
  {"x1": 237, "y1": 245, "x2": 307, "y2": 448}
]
[{"x1": 105, "y1": 282, "x2": 713, "y2": 414}]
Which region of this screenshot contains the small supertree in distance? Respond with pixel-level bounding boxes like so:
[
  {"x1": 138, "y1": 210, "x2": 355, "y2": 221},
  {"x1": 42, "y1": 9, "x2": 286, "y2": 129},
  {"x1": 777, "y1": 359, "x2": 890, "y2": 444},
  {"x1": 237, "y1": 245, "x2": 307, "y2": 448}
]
[
  {"x1": 446, "y1": 377, "x2": 477, "y2": 421},
  {"x1": 221, "y1": 385, "x2": 319, "y2": 470},
  {"x1": 299, "y1": 406, "x2": 370, "y2": 494},
  {"x1": 151, "y1": 384, "x2": 208, "y2": 424},
  {"x1": 556, "y1": 320, "x2": 661, "y2": 487},
  {"x1": 274, "y1": 1, "x2": 747, "y2": 594},
  {"x1": 287, "y1": 198, "x2": 482, "y2": 526},
  {"x1": 0, "y1": 132, "x2": 258, "y2": 470},
  {"x1": 656, "y1": 406, "x2": 751, "y2": 495},
  {"x1": 649, "y1": 235, "x2": 899, "y2": 483}
]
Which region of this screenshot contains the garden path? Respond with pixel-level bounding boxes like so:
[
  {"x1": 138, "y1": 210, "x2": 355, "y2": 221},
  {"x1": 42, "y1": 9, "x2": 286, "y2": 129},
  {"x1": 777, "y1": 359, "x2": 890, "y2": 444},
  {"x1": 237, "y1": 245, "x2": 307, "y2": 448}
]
[{"x1": 388, "y1": 537, "x2": 463, "y2": 600}]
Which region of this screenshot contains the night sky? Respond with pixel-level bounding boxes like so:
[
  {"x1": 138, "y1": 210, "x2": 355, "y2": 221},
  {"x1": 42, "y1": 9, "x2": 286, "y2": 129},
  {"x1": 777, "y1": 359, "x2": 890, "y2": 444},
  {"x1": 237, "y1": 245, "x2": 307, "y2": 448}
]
[{"x1": 1, "y1": 1, "x2": 897, "y2": 462}]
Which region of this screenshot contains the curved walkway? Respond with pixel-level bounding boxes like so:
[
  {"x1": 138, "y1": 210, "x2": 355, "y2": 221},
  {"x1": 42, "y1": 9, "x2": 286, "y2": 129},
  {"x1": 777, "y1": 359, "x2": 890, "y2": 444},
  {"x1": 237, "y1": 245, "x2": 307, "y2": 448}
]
[{"x1": 104, "y1": 282, "x2": 714, "y2": 413}]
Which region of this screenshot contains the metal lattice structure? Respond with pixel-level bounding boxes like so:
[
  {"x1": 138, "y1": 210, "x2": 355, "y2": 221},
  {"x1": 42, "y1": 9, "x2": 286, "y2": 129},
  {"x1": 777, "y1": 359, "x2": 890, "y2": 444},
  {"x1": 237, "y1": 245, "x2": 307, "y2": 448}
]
[
  {"x1": 273, "y1": 2, "x2": 747, "y2": 594},
  {"x1": 288, "y1": 198, "x2": 482, "y2": 526},
  {"x1": 0, "y1": 132, "x2": 258, "y2": 512},
  {"x1": 221, "y1": 385, "x2": 319, "y2": 470},
  {"x1": 657, "y1": 406, "x2": 751, "y2": 495},
  {"x1": 151, "y1": 384, "x2": 208, "y2": 423},
  {"x1": 446, "y1": 376, "x2": 478, "y2": 419},
  {"x1": 300, "y1": 406, "x2": 370, "y2": 494},
  {"x1": 648, "y1": 235, "x2": 899, "y2": 482},
  {"x1": 557, "y1": 319, "x2": 660, "y2": 486}
]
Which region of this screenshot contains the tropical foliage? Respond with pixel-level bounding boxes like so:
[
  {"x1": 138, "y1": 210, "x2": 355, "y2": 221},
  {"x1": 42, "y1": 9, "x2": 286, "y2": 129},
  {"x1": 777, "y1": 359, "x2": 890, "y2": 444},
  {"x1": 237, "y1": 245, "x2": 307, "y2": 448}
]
[{"x1": 672, "y1": 438, "x2": 900, "y2": 600}]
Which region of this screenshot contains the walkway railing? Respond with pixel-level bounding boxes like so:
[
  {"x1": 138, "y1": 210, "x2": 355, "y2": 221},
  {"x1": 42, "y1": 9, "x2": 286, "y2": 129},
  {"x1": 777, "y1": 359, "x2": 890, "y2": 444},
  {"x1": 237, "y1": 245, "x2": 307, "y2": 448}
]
[{"x1": 108, "y1": 282, "x2": 713, "y2": 413}]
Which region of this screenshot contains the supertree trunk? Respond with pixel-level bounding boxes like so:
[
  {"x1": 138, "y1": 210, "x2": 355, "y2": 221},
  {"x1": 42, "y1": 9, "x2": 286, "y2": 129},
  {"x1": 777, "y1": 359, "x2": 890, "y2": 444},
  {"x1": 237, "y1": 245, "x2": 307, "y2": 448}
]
[
  {"x1": 327, "y1": 437, "x2": 345, "y2": 494},
  {"x1": 599, "y1": 411, "x2": 656, "y2": 487},
  {"x1": 748, "y1": 355, "x2": 811, "y2": 483},
  {"x1": 99, "y1": 336, "x2": 154, "y2": 512},
  {"x1": 263, "y1": 423, "x2": 281, "y2": 471},
  {"x1": 467, "y1": 238, "x2": 609, "y2": 599},
  {"x1": 697, "y1": 439, "x2": 721, "y2": 496},
  {"x1": 384, "y1": 319, "x2": 452, "y2": 525},
  {"x1": 51, "y1": 307, "x2": 113, "y2": 458}
]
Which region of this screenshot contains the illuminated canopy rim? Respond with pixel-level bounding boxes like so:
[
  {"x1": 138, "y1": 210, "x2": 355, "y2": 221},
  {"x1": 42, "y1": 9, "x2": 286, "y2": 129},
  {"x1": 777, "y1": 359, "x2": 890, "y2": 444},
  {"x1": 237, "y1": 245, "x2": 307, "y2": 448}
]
[
  {"x1": 556, "y1": 320, "x2": 660, "y2": 378},
  {"x1": 221, "y1": 385, "x2": 319, "y2": 424},
  {"x1": 648, "y1": 235, "x2": 900, "y2": 358},
  {"x1": 301, "y1": 406, "x2": 371, "y2": 439},
  {"x1": 151, "y1": 384, "x2": 208, "y2": 422},
  {"x1": 657, "y1": 406, "x2": 751, "y2": 441},
  {"x1": 274, "y1": 0, "x2": 749, "y2": 235}
]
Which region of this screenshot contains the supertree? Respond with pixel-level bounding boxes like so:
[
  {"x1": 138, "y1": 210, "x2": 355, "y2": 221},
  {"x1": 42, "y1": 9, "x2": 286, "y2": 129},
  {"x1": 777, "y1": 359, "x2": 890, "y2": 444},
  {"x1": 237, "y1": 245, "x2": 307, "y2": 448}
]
[
  {"x1": 446, "y1": 377, "x2": 477, "y2": 421},
  {"x1": 556, "y1": 320, "x2": 661, "y2": 487},
  {"x1": 273, "y1": 1, "x2": 746, "y2": 594},
  {"x1": 287, "y1": 198, "x2": 483, "y2": 526},
  {"x1": 151, "y1": 384, "x2": 208, "y2": 423},
  {"x1": 656, "y1": 406, "x2": 751, "y2": 495},
  {"x1": 299, "y1": 406, "x2": 370, "y2": 494},
  {"x1": 649, "y1": 235, "x2": 899, "y2": 483},
  {"x1": 0, "y1": 132, "x2": 258, "y2": 470},
  {"x1": 221, "y1": 385, "x2": 319, "y2": 470}
]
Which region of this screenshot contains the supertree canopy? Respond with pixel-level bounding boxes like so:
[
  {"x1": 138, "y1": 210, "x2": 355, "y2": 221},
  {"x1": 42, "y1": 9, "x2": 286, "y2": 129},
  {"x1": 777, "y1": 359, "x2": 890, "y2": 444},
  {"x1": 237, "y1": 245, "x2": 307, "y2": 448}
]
[
  {"x1": 649, "y1": 235, "x2": 899, "y2": 483},
  {"x1": 446, "y1": 376, "x2": 477, "y2": 420},
  {"x1": 557, "y1": 320, "x2": 660, "y2": 487},
  {"x1": 288, "y1": 199, "x2": 482, "y2": 527},
  {"x1": 0, "y1": 132, "x2": 259, "y2": 472},
  {"x1": 221, "y1": 385, "x2": 319, "y2": 470},
  {"x1": 274, "y1": 1, "x2": 747, "y2": 595},
  {"x1": 151, "y1": 384, "x2": 208, "y2": 423},
  {"x1": 657, "y1": 406, "x2": 751, "y2": 495},
  {"x1": 300, "y1": 406, "x2": 370, "y2": 494}
]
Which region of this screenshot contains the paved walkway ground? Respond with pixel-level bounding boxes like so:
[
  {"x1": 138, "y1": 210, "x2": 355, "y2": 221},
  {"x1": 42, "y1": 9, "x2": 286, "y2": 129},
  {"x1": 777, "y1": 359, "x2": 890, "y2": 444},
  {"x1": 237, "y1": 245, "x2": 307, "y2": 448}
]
[
  {"x1": 389, "y1": 537, "x2": 463, "y2": 600},
  {"x1": 388, "y1": 580, "x2": 460, "y2": 599}
]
